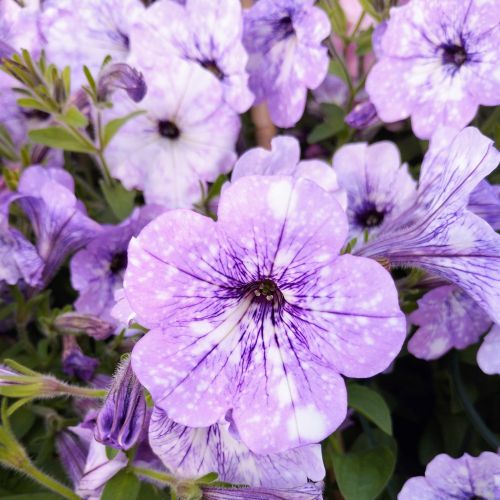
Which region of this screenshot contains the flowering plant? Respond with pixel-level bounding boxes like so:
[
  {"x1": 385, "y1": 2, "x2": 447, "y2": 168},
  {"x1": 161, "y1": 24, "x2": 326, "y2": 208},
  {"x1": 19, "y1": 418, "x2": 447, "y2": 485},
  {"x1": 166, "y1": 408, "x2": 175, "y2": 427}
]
[{"x1": 0, "y1": 1, "x2": 499, "y2": 499}]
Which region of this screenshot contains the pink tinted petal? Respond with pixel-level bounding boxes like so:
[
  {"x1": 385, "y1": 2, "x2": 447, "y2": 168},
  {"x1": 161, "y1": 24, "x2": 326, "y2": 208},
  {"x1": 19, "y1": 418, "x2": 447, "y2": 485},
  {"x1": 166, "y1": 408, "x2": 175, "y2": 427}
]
[{"x1": 477, "y1": 325, "x2": 500, "y2": 375}]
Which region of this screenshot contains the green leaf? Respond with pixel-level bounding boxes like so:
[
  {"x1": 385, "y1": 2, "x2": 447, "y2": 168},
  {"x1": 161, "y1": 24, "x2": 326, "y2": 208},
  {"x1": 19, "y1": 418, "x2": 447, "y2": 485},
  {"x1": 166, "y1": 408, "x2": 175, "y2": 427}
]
[
  {"x1": 195, "y1": 472, "x2": 218, "y2": 484},
  {"x1": 324, "y1": 0, "x2": 347, "y2": 37},
  {"x1": 359, "y1": 0, "x2": 382, "y2": 21},
  {"x1": 99, "y1": 180, "x2": 136, "y2": 221},
  {"x1": 348, "y1": 383, "x2": 393, "y2": 435},
  {"x1": 1, "y1": 494, "x2": 61, "y2": 500},
  {"x1": 28, "y1": 127, "x2": 95, "y2": 153},
  {"x1": 102, "y1": 111, "x2": 145, "y2": 149},
  {"x1": 356, "y1": 28, "x2": 374, "y2": 56},
  {"x1": 61, "y1": 106, "x2": 89, "y2": 128},
  {"x1": 307, "y1": 105, "x2": 346, "y2": 143},
  {"x1": 16, "y1": 98, "x2": 51, "y2": 113},
  {"x1": 333, "y1": 445, "x2": 396, "y2": 500},
  {"x1": 101, "y1": 470, "x2": 141, "y2": 500}
]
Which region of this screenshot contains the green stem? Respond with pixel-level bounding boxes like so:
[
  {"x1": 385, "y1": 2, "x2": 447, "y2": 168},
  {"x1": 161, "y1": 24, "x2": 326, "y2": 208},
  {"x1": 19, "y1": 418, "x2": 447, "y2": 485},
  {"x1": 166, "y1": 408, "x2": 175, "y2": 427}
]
[
  {"x1": 452, "y1": 353, "x2": 500, "y2": 449},
  {"x1": 349, "y1": 11, "x2": 366, "y2": 41},
  {"x1": 60, "y1": 384, "x2": 107, "y2": 399},
  {"x1": 130, "y1": 466, "x2": 177, "y2": 487},
  {"x1": 325, "y1": 37, "x2": 354, "y2": 96},
  {"x1": 23, "y1": 462, "x2": 79, "y2": 500}
]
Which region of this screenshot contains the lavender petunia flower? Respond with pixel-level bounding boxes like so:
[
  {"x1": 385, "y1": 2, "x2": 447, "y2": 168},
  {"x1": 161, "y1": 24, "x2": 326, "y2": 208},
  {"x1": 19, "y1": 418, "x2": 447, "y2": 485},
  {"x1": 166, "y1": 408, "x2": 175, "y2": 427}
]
[
  {"x1": 356, "y1": 127, "x2": 500, "y2": 323},
  {"x1": 126, "y1": 175, "x2": 405, "y2": 455},
  {"x1": 40, "y1": 0, "x2": 145, "y2": 90},
  {"x1": 468, "y1": 180, "x2": 500, "y2": 231},
  {"x1": 70, "y1": 206, "x2": 161, "y2": 325},
  {"x1": 132, "y1": 0, "x2": 253, "y2": 113},
  {"x1": 366, "y1": 0, "x2": 500, "y2": 139},
  {"x1": 0, "y1": 191, "x2": 44, "y2": 287},
  {"x1": 62, "y1": 335, "x2": 99, "y2": 382},
  {"x1": 95, "y1": 358, "x2": 146, "y2": 451},
  {"x1": 408, "y1": 285, "x2": 492, "y2": 360},
  {"x1": 398, "y1": 451, "x2": 500, "y2": 500},
  {"x1": 477, "y1": 324, "x2": 500, "y2": 376},
  {"x1": 231, "y1": 135, "x2": 347, "y2": 209},
  {"x1": 104, "y1": 58, "x2": 240, "y2": 209},
  {"x1": 332, "y1": 141, "x2": 417, "y2": 242},
  {"x1": 243, "y1": 0, "x2": 330, "y2": 127},
  {"x1": 17, "y1": 166, "x2": 101, "y2": 286},
  {"x1": 150, "y1": 406, "x2": 324, "y2": 488}
]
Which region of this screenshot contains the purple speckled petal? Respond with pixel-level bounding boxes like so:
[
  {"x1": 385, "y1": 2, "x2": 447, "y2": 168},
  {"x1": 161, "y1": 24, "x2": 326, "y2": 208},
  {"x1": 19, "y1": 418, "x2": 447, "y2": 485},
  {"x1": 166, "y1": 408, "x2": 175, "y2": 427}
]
[
  {"x1": 468, "y1": 181, "x2": 500, "y2": 231},
  {"x1": 398, "y1": 477, "x2": 440, "y2": 500},
  {"x1": 17, "y1": 166, "x2": 101, "y2": 285},
  {"x1": 149, "y1": 407, "x2": 325, "y2": 488},
  {"x1": 203, "y1": 483, "x2": 324, "y2": 499},
  {"x1": 408, "y1": 286, "x2": 492, "y2": 360},
  {"x1": 477, "y1": 324, "x2": 500, "y2": 375},
  {"x1": 358, "y1": 128, "x2": 500, "y2": 323},
  {"x1": 129, "y1": 176, "x2": 404, "y2": 454}
]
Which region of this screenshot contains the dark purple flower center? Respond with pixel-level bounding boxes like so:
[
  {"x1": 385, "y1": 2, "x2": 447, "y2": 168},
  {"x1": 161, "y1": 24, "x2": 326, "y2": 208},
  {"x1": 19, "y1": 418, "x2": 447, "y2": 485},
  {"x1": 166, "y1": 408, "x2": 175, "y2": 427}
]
[
  {"x1": 275, "y1": 15, "x2": 295, "y2": 40},
  {"x1": 440, "y1": 43, "x2": 468, "y2": 68},
  {"x1": 355, "y1": 204, "x2": 385, "y2": 228},
  {"x1": 110, "y1": 251, "x2": 128, "y2": 274},
  {"x1": 200, "y1": 60, "x2": 224, "y2": 80},
  {"x1": 118, "y1": 30, "x2": 130, "y2": 50},
  {"x1": 249, "y1": 278, "x2": 283, "y2": 305},
  {"x1": 158, "y1": 120, "x2": 180, "y2": 139}
]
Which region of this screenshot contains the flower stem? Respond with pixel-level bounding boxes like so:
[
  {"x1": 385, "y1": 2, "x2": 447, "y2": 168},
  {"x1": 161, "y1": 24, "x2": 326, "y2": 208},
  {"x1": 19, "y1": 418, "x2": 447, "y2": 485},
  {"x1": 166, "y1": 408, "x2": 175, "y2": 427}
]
[
  {"x1": 23, "y1": 462, "x2": 79, "y2": 500},
  {"x1": 60, "y1": 384, "x2": 107, "y2": 399},
  {"x1": 452, "y1": 353, "x2": 500, "y2": 449},
  {"x1": 130, "y1": 466, "x2": 178, "y2": 487}
]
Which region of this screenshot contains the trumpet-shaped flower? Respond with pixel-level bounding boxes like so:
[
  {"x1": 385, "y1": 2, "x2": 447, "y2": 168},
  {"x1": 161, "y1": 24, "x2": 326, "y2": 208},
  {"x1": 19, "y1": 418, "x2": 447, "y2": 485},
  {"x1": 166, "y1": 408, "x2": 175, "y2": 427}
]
[{"x1": 126, "y1": 175, "x2": 405, "y2": 455}]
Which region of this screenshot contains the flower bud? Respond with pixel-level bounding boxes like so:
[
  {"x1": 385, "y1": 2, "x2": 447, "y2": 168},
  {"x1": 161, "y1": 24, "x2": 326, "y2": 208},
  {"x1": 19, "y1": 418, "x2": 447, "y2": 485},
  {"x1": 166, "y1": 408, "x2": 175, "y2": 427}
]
[
  {"x1": 97, "y1": 63, "x2": 147, "y2": 103},
  {"x1": 62, "y1": 336, "x2": 98, "y2": 382},
  {"x1": 94, "y1": 358, "x2": 146, "y2": 450},
  {"x1": 345, "y1": 101, "x2": 379, "y2": 129},
  {"x1": 55, "y1": 312, "x2": 114, "y2": 340}
]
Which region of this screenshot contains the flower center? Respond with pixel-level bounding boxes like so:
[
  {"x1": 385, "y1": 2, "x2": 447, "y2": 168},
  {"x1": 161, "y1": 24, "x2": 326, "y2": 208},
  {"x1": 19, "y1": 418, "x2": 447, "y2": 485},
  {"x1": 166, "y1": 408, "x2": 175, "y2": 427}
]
[
  {"x1": 250, "y1": 278, "x2": 283, "y2": 304},
  {"x1": 200, "y1": 60, "x2": 224, "y2": 80},
  {"x1": 440, "y1": 43, "x2": 468, "y2": 68},
  {"x1": 275, "y1": 15, "x2": 295, "y2": 40},
  {"x1": 355, "y1": 205, "x2": 385, "y2": 228},
  {"x1": 158, "y1": 120, "x2": 180, "y2": 139},
  {"x1": 110, "y1": 251, "x2": 128, "y2": 274}
]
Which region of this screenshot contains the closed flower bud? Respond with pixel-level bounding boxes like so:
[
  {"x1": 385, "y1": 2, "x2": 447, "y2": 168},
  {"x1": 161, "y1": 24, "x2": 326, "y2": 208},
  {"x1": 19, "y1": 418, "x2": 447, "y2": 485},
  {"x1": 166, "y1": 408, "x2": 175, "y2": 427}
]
[
  {"x1": 345, "y1": 101, "x2": 379, "y2": 129},
  {"x1": 55, "y1": 312, "x2": 114, "y2": 340},
  {"x1": 97, "y1": 63, "x2": 147, "y2": 103},
  {"x1": 95, "y1": 358, "x2": 146, "y2": 450},
  {"x1": 62, "y1": 336, "x2": 98, "y2": 382}
]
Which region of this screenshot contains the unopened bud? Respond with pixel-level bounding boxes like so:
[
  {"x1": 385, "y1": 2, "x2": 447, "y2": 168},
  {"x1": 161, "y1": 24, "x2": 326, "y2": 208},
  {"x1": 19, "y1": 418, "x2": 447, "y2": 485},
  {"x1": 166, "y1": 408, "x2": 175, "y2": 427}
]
[
  {"x1": 95, "y1": 358, "x2": 146, "y2": 450},
  {"x1": 345, "y1": 101, "x2": 379, "y2": 130},
  {"x1": 97, "y1": 63, "x2": 147, "y2": 103},
  {"x1": 55, "y1": 312, "x2": 114, "y2": 340},
  {"x1": 62, "y1": 336, "x2": 98, "y2": 382}
]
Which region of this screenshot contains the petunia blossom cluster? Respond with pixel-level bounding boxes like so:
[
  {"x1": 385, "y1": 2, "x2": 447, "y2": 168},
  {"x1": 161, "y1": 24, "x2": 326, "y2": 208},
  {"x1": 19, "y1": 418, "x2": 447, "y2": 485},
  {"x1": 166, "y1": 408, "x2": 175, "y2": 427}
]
[{"x1": 0, "y1": 0, "x2": 499, "y2": 498}]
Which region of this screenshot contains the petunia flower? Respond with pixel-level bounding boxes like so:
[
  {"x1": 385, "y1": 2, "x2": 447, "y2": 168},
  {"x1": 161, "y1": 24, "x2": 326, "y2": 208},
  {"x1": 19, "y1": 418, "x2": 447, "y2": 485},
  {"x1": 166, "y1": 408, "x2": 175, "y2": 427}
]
[
  {"x1": 62, "y1": 335, "x2": 99, "y2": 382},
  {"x1": 332, "y1": 141, "x2": 416, "y2": 243},
  {"x1": 104, "y1": 58, "x2": 240, "y2": 209},
  {"x1": 366, "y1": 0, "x2": 500, "y2": 139},
  {"x1": 70, "y1": 206, "x2": 162, "y2": 325},
  {"x1": 398, "y1": 451, "x2": 500, "y2": 500},
  {"x1": 150, "y1": 406, "x2": 325, "y2": 488},
  {"x1": 16, "y1": 165, "x2": 101, "y2": 286},
  {"x1": 131, "y1": 0, "x2": 253, "y2": 113},
  {"x1": 243, "y1": 0, "x2": 330, "y2": 127},
  {"x1": 408, "y1": 285, "x2": 492, "y2": 360},
  {"x1": 231, "y1": 135, "x2": 347, "y2": 210},
  {"x1": 40, "y1": 0, "x2": 145, "y2": 90},
  {"x1": 477, "y1": 324, "x2": 500, "y2": 376},
  {"x1": 126, "y1": 175, "x2": 405, "y2": 455},
  {"x1": 356, "y1": 127, "x2": 500, "y2": 324}
]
